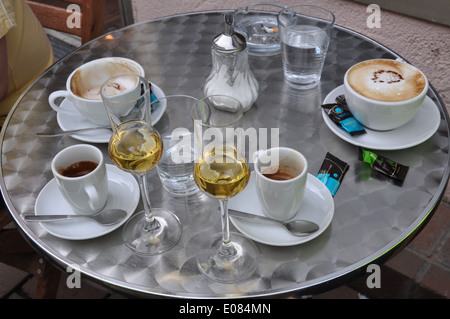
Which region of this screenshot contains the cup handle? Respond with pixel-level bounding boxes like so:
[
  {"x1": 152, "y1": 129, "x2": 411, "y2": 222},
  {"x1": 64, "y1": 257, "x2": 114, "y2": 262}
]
[
  {"x1": 48, "y1": 90, "x2": 83, "y2": 118},
  {"x1": 85, "y1": 184, "x2": 101, "y2": 211}
]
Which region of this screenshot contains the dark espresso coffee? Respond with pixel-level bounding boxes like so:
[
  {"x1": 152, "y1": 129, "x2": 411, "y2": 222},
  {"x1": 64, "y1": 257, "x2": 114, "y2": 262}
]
[
  {"x1": 263, "y1": 169, "x2": 295, "y2": 181},
  {"x1": 60, "y1": 161, "x2": 98, "y2": 177}
]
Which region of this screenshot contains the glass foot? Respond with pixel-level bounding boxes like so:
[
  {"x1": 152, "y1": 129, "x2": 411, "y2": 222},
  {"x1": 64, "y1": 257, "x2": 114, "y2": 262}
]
[
  {"x1": 196, "y1": 232, "x2": 259, "y2": 283},
  {"x1": 122, "y1": 209, "x2": 182, "y2": 256}
]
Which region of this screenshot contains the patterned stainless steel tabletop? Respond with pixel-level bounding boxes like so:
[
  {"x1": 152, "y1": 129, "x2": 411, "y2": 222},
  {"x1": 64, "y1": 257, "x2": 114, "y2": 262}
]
[{"x1": 1, "y1": 11, "x2": 449, "y2": 298}]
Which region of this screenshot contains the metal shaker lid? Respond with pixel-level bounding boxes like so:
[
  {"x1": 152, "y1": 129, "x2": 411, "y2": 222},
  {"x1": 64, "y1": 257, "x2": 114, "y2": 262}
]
[{"x1": 212, "y1": 12, "x2": 247, "y2": 53}]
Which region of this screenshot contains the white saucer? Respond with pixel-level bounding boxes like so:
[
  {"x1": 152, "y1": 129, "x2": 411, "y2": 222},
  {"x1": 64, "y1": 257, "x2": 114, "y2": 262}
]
[
  {"x1": 322, "y1": 85, "x2": 441, "y2": 150},
  {"x1": 33, "y1": 164, "x2": 139, "y2": 240},
  {"x1": 56, "y1": 83, "x2": 167, "y2": 143},
  {"x1": 228, "y1": 174, "x2": 334, "y2": 246}
]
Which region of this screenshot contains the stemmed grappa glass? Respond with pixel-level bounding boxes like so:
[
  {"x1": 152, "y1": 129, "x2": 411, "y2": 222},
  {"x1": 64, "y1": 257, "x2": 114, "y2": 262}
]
[
  {"x1": 192, "y1": 95, "x2": 259, "y2": 283},
  {"x1": 101, "y1": 74, "x2": 182, "y2": 256}
]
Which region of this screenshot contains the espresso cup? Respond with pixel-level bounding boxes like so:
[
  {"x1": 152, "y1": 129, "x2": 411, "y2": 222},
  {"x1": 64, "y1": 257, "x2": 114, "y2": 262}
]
[
  {"x1": 344, "y1": 59, "x2": 428, "y2": 131},
  {"x1": 254, "y1": 147, "x2": 308, "y2": 221},
  {"x1": 48, "y1": 57, "x2": 145, "y2": 126},
  {"x1": 52, "y1": 144, "x2": 108, "y2": 215}
]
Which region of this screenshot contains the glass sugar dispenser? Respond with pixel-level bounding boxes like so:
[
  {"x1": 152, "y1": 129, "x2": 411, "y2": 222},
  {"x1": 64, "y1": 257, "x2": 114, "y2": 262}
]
[{"x1": 203, "y1": 12, "x2": 259, "y2": 112}]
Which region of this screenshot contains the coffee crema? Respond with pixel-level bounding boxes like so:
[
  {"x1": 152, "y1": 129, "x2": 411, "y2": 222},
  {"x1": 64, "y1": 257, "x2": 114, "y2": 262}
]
[
  {"x1": 263, "y1": 169, "x2": 295, "y2": 181},
  {"x1": 347, "y1": 60, "x2": 426, "y2": 102},
  {"x1": 60, "y1": 161, "x2": 98, "y2": 178}
]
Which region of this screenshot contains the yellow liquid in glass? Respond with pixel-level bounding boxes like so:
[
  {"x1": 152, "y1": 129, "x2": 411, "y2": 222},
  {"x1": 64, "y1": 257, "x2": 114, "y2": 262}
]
[
  {"x1": 109, "y1": 120, "x2": 162, "y2": 174},
  {"x1": 194, "y1": 147, "x2": 249, "y2": 199}
]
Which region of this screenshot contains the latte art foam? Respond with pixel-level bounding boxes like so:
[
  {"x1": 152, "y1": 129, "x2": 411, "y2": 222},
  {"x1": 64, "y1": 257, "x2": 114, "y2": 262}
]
[{"x1": 347, "y1": 60, "x2": 426, "y2": 102}]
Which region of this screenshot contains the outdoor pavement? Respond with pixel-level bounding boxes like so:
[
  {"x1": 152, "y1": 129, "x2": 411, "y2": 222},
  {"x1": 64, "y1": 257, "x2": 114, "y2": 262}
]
[{"x1": 0, "y1": 0, "x2": 448, "y2": 299}]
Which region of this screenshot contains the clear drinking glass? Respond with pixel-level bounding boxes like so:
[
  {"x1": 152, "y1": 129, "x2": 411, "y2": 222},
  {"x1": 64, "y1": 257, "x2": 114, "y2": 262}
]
[
  {"x1": 153, "y1": 95, "x2": 200, "y2": 197},
  {"x1": 278, "y1": 5, "x2": 335, "y2": 89},
  {"x1": 101, "y1": 74, "x2": 182, "y2": 255},
  {"x1": 192, "y1": 95, "x2": 259, "y2": 283}
]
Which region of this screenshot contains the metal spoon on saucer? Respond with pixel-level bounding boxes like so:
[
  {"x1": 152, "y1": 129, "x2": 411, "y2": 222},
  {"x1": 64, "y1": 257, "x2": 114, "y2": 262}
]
[
  {"x1": 228, "y1": 209, "x2": 319, "y2": 237},
  {"x1": 36, "y1": 125, "x2": 111, "y2": 137},
  {"x1": 24, "y1": 209, "x2": 127, "y2": 226}
]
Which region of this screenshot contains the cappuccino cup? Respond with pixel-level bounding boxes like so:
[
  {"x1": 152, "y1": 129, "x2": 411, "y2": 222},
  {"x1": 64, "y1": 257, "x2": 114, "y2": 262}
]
[
  {"x1": 254, "y1": 147, "x2": 308, "y2": 221},
  {"x1": 48, "y1": 57, "x2": 145, "y2": 126},
  {"x1": 344, "y1": 59, "x2": 428, "y2": 131},
  {"x1": 52, "y1": 144, "x2": 108, "y2": 215}
]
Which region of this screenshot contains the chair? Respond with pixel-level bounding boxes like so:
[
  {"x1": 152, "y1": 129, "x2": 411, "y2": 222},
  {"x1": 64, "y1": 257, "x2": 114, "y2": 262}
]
[
  {"x1": 118, "y1": 0, "x2": 244, "y2": 25},
  {"x1": 26, "y1": 0, "x2": 106, "y2": 44}
]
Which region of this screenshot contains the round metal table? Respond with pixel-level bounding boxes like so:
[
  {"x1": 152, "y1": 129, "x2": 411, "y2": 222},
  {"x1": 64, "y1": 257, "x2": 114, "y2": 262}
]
[{"x1": 1, "y1": 11, "x2": 449, "y2": 298}]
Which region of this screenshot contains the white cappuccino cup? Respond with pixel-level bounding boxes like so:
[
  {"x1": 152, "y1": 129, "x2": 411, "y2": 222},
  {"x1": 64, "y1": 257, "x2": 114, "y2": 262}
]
[
  {"x1": 48, "y1": 57, "x2": 145, "y2": 126},
  {"x1": 344, "y1": 59, "x2": 428, "y2": 131}
]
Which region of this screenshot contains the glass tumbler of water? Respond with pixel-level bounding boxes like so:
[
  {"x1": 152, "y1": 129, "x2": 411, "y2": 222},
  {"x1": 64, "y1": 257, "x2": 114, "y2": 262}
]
[
  {"x1": 153, "y1": 95, "x2": 200, "y2": 197},
  {"x1": 157, "y1": 133, "x2": 198, "y2": 197},
  {"x1": 278, "y1": 5, "x2": 335, "y2": 89}
]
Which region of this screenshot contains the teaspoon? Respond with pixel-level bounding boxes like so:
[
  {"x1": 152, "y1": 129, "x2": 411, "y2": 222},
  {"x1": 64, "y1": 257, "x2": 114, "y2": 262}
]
[
  {"x1": 228, "y1": 209, "x2": 319, "y2": 237},
  {"x1": 36, "y1": 125, "x2": 111, "y2": 137},
  {"x1": 23, "y1": 209, "x2": 127, "y2": 226}
]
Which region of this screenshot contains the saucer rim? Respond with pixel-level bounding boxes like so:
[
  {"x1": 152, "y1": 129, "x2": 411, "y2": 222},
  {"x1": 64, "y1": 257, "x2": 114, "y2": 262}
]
[
  {"x1": 322, "y1": 85, "x2": 441, "y2": 150},
  {"x1": 33, "y1": 164, "x2": 139, "y2": 240},
  {"x1": 56, "y1": 82, "x2": 166, "y2": 143},
  {"x1": 229, "y1": 173, "x2": 334, "y2": 246}
]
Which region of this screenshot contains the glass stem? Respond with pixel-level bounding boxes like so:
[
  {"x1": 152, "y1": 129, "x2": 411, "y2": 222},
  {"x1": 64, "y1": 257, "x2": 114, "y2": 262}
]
[
  {"x1": 136, "y1": 173, "x2": 160, "y2": 232},
  {"x1": 218, "y1": 199, "x2": 237, "y2": 258}
]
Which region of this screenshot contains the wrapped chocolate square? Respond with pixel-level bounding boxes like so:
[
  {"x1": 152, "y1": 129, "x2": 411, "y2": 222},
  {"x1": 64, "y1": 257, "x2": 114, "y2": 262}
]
[
  {"x1": 317, "y1": 152, "x2": 349, "y2": 196},
  {"x1": 321, "y1": 95, "x2": 366, "y2": 136},
  {"x1": 358, "y1": 147, "x2": 409, "y2": 182}
]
